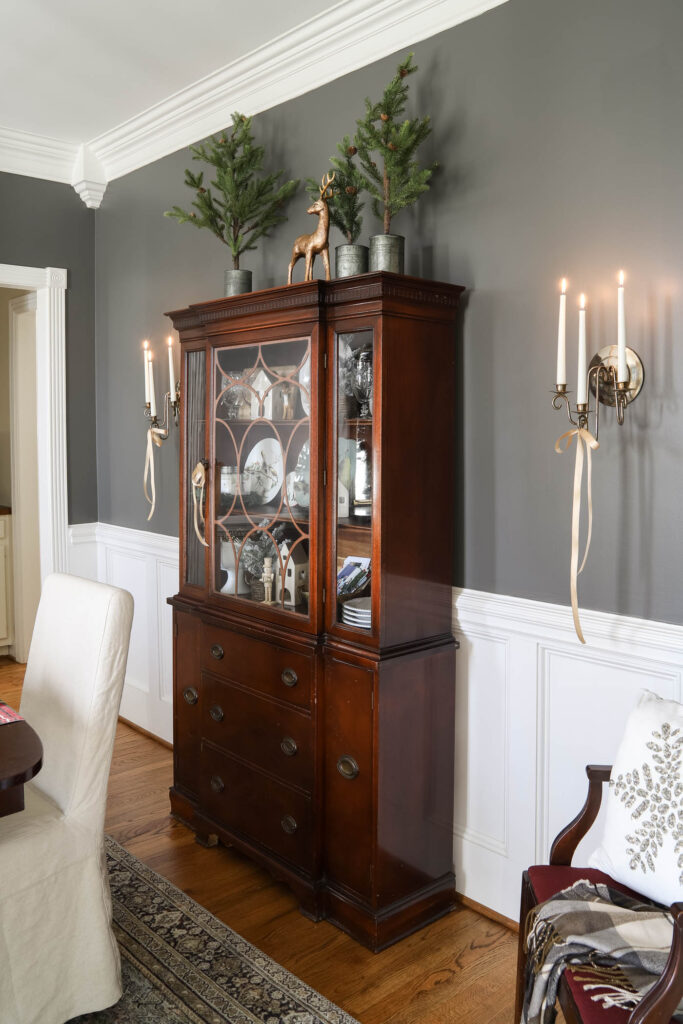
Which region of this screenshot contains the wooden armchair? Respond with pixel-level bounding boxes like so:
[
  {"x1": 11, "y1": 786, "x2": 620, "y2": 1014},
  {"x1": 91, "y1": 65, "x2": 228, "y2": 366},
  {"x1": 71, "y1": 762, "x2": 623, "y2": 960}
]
[{"x1": 515, "y1": 765, "x2": 683, "y2": 1024}]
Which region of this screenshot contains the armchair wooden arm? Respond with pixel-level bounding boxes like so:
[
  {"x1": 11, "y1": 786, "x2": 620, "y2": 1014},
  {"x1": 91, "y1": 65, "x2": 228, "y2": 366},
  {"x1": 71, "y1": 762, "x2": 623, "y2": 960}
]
[
  {"x1": 627, "y1": 902, "x2": 683, "y2": 1024},
  {"x1": 549, "y1": 764, "x2": 612, "y2": 866}
]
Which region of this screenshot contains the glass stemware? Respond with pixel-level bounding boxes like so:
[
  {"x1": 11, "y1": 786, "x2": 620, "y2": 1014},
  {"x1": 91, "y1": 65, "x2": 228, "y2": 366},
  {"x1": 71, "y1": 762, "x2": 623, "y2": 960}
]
[{"x1": 352, "y1": 349, "x2": 373, "y2": 419}]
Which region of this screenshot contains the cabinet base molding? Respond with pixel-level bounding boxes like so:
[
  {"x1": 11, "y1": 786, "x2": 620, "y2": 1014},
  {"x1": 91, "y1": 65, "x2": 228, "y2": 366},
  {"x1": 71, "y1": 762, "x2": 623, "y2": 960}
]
[{"x1": 325, "y1": 875, "x2": 457, "y2": 953}]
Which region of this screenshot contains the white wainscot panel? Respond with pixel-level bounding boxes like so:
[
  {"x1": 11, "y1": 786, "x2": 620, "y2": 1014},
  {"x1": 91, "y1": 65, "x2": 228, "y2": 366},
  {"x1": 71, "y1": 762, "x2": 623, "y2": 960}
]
[
  {"x1": 68, "y1": 523, "x2": 179, "y2": 743},
  {"x1": 106, "y1": 546, "x2": 150, "y2": 700},
  {"x1": 454, "y1": 631, "x2": 508, "y2": 856},
  {"x1": 538, "y1": 646, "x2": 681, "y2": 867}
]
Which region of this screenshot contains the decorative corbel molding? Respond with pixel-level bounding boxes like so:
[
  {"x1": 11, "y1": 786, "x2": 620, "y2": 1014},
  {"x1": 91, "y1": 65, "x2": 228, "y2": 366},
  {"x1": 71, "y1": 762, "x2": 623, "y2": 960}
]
[{"x1": 71, "y1": 143, "x2": 107, "y2": 209}]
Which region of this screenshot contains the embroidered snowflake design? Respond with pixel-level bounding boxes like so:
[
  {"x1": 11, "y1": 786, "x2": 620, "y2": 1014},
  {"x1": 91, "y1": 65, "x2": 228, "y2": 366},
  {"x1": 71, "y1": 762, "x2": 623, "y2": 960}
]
[{"x1": 610, "y1": 722, "x2": 683, "y2": 882}]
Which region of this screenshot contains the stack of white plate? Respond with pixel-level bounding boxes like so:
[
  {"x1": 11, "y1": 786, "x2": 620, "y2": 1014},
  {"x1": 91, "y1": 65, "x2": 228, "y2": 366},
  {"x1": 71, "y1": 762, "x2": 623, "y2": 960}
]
[{"x1": 341, "y1": 597, "x2": 371, "y2": 629}]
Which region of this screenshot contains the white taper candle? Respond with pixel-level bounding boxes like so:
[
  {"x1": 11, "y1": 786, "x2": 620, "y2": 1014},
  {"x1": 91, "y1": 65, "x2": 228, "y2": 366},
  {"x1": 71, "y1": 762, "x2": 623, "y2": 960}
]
[
  {"x1": 148, "y1": 353, "x2": 157, "y2": 418},
  {"x1": 143, "y1": 340, "x2": 150, "y2": 404},
  {"x1": 617, "y1": 270, "x2": 628, "y2": 383},
  {"x1": 556, "y1": 278, "x2": 567, "y2": 387},
  {"x1": 167, "y1": 336, "x2": 175, "y2": 396},
  {"x1": 577, "y1": 294, "x2": 588, "y2": 405}
]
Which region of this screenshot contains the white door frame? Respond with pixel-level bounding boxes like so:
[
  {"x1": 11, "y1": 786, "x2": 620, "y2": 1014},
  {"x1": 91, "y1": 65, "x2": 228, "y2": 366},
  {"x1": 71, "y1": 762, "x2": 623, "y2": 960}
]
[{"x1": 1, "y1": 264, "x2": 68, "y2": 583}]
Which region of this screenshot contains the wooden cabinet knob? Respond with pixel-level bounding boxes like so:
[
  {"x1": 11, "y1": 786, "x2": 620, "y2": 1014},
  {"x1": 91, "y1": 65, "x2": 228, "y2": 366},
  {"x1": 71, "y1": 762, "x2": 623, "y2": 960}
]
[
  {"x1": 337, "y1": 755, "x2": 360, "y2": 780},
  {"x1": 210, "y1": 775, "x2": 224, "y2": 794},
  {"x1": 281, "y1": 667, "x2": 298, "y2": 687},
  {"x1": 280, "y1": 736, "x2": 298, "y2": 757},
  {"x1": 210, "y1": 644, "x2": 224, "y2": 660},
  {"x1": 183, "y1": 686, "x2": 199, "y2": 705},
  {"x1": 209, "y1": 704, "x2": 224, "y2": 722},
  {"x1": 281, "y1": 814, "x2": 298, "y2": 834}
]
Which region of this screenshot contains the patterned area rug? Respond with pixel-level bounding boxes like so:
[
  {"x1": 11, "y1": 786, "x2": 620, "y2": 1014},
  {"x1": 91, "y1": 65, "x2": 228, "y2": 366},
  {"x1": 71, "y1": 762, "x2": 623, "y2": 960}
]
[{"x1": 70, "y1": 836, "x2": 359, "y2": 1024}]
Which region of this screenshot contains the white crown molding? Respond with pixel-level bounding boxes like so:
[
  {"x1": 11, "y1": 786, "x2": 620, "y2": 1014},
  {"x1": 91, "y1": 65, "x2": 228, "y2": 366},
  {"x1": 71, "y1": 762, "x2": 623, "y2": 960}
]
[
  {"x1": 0, "y1": 126, "x2": 77, "y2": 183},
  {"x1": 90, "y1": 0, "x2": 508, "y2": 182},
  {"x1": 0, "y1": 263, "x2": 66, "y2": 290},
  {"x1": 71, "y1": 144, "x2": 108, "y2": 209}
]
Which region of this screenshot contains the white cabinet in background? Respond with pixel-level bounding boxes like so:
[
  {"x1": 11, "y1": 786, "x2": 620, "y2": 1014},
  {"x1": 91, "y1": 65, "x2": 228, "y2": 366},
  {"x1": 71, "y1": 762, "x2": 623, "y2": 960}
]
[{"x1": 0, "y1": 514, "x2": 14, "y2": 652}]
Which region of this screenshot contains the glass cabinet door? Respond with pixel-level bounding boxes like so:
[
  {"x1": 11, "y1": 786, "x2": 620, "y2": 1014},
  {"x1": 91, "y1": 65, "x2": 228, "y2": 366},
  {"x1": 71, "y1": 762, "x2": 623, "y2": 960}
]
[
  {"x1": 333, "y1": 329, "x2": 375, "y2": 634},
  {"x1": 212, "y1": 337, "x2": 312, "y2": 617},
  {"x1": 184, "y1": 348, "x2": 207, "y2": 589}
]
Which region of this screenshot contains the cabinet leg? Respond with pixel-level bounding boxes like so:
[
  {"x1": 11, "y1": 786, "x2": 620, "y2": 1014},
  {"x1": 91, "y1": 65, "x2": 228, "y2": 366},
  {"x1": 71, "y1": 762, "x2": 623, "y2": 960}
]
[{"x1": 195, "y1": 831, "x2": 219, "y2": 848}]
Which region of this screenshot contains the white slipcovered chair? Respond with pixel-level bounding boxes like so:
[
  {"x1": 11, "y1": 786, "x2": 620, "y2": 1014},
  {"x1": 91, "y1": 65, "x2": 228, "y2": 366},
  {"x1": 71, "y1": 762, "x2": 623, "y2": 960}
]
[{"x1": 0, "y1": 573, "x2": 134, "y2": 1024}]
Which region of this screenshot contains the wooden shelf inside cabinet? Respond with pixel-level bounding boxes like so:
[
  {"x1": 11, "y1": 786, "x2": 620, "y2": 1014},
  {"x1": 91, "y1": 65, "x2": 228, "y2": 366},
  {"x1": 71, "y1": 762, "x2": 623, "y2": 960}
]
[{"x1": 168, "y1": 274, "x2": 464, "y2": 951}]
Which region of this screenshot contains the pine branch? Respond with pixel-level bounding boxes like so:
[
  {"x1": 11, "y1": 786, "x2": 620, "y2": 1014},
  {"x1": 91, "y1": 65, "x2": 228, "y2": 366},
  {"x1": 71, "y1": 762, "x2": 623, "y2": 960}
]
[
  {"x1": 164, "y1": 111, "x2": 299, "y2": 268},
  {"x1": 353, "y1": 52, "x2": 435, "y2": 234}
]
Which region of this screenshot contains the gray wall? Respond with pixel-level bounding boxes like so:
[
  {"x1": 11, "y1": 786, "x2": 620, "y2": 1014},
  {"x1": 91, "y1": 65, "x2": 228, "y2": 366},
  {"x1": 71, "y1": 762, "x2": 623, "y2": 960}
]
[
  {"x1": 94, "y1": 0, "x2": 683, "y2": 624},
  {"x1": 0, "y1": 174, "x2": 96, "y2": 523}
]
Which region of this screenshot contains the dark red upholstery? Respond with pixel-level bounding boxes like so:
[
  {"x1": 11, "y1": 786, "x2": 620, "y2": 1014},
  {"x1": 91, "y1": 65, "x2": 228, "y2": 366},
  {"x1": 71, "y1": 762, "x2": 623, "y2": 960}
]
[
  {"x1": 528, "y1": 865, "x2": 644, "y2": 906},
  {"x1": 527, "y1": 867, "x2": 674, "y2": 1024}
]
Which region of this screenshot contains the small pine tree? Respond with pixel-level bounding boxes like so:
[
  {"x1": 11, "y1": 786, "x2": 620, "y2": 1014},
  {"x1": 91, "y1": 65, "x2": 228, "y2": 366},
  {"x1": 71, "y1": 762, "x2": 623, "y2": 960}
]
[
  {"x1": 354, "y1": 54, "x2": 435, "y2": 234},
  {"x1": 305, "y1": 136, "x2": 365, "y2": 245},
  {"x1": 165, "y1": 113, "x2": 299, "y2": 269}
]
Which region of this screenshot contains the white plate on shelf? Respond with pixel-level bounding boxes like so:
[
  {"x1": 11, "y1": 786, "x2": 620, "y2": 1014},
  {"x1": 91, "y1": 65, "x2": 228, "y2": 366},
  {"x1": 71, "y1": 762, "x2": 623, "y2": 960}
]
[
  {"x1": 243, "y1": 438, "x2": 284, "y2": 503},
  {"x1": 344, "y1": 597, "x2": 371, "y2": 612}
]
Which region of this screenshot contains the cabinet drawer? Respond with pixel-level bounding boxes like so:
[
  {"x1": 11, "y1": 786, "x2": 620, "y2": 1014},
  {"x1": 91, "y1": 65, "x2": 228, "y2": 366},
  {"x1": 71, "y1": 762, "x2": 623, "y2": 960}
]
[
  {"x1": 200, "y1": 625, "x2": 312, "y2": 709},
  {"x1": 201, "y1": 744, "x2": 314, "y2": 872},
  {"x1": 202, "y1": 673, "x2": 314, "y2": 792}
]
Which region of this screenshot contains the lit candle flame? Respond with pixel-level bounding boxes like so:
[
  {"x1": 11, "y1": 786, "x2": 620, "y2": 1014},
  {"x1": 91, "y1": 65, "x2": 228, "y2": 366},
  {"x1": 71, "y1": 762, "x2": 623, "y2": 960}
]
[
  {"x1": 167, "y1": 336, "x2": 173, "y2": 347},
  {"x1": 143, "y1": 339, "x2": 149, "y2": 351},
  {"x1": 618, "y1": 270, "x2": 625, "y2": 286},
  {"x1": 579, "y1": 293, "x2": 586, "y2": 310},
  {"x1": 561, "y1": 278, "x2": 568, "y2": 294}
]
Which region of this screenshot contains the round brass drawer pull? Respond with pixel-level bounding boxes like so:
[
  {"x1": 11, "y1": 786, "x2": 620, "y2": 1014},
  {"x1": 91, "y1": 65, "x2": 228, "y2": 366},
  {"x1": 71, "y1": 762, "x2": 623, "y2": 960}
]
[
  {"x1": 209, "y1": 704, "x2": 224, "y2": 723},
  {"x1": 210, "y1": 775, "x2": 224, "y2": 794},
  {"x1": 337, "y1": 755, "x2": 360, "y2": 780},
  {"x1": 281, "y1": 814, "x2": 298, "y2": 834},
  {"x1": 183, "y1": 686, "x2": 199, "y2": 706},
  {"x1": 281, "y1": 667, "x2": 298, "y2": 687},
  {"x1": 210, "y1": 644, "x2": 224, "y2": 660},
  {"x1": 280, "y1": 736, "x2": 298, "y2": 757}
]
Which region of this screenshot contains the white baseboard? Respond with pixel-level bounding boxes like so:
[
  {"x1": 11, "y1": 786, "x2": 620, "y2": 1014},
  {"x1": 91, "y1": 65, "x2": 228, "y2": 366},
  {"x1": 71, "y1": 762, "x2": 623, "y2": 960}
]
[{"x1": 67, "y1": 523, "x2": 683, "y2": 919}]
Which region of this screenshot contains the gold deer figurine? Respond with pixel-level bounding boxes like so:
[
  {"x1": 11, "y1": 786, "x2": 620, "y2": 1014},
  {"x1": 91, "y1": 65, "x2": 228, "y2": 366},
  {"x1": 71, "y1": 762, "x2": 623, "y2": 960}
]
[{"x1": 287, "y1": 172, "x2": 336, "y2": 285}]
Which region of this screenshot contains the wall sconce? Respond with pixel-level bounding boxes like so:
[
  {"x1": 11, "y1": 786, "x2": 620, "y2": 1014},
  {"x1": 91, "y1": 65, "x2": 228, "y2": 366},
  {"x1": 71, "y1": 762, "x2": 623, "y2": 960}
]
[
  {"x1": 550, "y1": 273, "x2": 644, "y2": 643},
  {"x1": 143, "y1": 337, "x2": 180, "y2": 520}
]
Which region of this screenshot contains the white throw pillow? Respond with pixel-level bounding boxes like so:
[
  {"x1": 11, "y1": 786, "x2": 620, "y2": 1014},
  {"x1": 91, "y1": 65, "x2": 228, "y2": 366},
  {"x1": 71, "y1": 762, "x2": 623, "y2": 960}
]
[{"x1": 588, "y1": 689, "x2": 683, "y2": 907}]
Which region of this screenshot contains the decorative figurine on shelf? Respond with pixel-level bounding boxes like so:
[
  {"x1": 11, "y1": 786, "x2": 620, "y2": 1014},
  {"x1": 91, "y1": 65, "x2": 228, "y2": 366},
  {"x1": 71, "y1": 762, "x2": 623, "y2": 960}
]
[
  {"x1": 280, "y1": 381, "x2": 295, "y2": 420},
  {"x1": 261, "y1": 556, "x2": 275, "y2": 605},
  {"x1": 287, "y1": 172, "x2": 336, "y2": 285},
  {"x1": 275, "y1": 542, "x2": 309, "y2": 607}
]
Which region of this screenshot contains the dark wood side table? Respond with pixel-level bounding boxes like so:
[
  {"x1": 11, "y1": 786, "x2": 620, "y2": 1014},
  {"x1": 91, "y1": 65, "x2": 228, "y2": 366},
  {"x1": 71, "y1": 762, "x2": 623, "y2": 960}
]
[{"x1": 0, "y1": 719, "x2": 43, "y2": 817}]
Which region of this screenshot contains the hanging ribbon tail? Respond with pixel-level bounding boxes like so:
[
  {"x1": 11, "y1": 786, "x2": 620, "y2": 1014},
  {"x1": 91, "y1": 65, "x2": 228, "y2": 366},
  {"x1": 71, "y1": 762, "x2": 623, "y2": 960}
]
[
  {"x1": 191, "y1": 463, "x2": 209, "y2": 548},
  {"x1": 143, "y1": 428, "x2": 156, "y2": 521},
  {"x1": 555, "y1": 427, "x2": 599, "y2": 644}
]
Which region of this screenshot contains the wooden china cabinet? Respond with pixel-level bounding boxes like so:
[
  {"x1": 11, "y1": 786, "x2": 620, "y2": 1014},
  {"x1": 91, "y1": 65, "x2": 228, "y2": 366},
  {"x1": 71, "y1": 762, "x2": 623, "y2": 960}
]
[{"x1": 167, "y1": 272, "x2": 463, "y2": 950}]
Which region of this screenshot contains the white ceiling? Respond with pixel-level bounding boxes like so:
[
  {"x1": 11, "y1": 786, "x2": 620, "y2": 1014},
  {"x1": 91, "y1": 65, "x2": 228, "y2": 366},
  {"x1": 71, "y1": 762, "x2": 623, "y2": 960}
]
[
  {"x1": 0, "y1": 0, "x2": 325, "y2": 142},
  {"x1": 0, "y1": 0, "x2": 508, "y2": 206}
]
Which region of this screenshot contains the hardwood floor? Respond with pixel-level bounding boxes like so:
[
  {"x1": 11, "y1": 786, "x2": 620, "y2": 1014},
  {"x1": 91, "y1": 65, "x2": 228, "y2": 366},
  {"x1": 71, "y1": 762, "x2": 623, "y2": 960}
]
[{"x1": 0, "y1": 658, "x2": 518, "y2": 1024}]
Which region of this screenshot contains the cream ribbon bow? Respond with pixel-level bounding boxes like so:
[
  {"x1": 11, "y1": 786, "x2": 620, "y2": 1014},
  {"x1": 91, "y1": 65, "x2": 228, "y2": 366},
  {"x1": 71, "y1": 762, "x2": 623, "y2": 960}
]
[
  {"x1": 190, "y1": 461, "x2": 209, "y2": 548},
  {"x1": 555, "y1": 426, "x2": 599, "y2": 644},
  {"x1": 143, "y1": 427, "x2": 165, "y2": 522}
]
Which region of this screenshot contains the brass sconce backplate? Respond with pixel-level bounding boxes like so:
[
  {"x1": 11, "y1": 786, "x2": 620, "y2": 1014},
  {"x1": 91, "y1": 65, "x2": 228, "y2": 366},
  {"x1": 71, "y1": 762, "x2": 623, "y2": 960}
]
[{"x1": 588, "y1": 344, "x2": 644, "y2": 407}]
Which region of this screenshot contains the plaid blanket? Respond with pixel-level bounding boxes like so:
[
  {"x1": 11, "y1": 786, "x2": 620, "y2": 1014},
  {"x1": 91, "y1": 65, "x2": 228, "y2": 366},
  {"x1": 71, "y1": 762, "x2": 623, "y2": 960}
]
[{"x1": 521, "y1": 879, "x2": 683, "y2": 1023}]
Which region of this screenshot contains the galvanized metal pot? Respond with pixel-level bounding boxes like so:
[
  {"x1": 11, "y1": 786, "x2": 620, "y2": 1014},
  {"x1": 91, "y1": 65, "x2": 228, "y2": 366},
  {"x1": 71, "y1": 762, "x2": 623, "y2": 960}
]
[
  {"x1": 224, "y1": 269, "x2": 253, "y2": 296},
  {"x1": 369, "y1": 234, "x2": 405, "y2": 274},
  {"x1": 335, "y1": 244, "x2": 369, "y2": 278}
]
